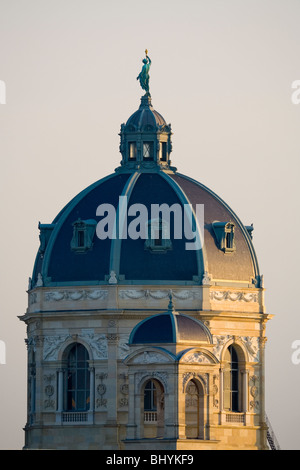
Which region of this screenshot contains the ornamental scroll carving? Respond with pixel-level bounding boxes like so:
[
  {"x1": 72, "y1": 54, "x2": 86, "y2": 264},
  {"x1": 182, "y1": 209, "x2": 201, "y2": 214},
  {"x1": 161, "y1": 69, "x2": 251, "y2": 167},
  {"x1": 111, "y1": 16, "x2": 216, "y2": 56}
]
[
  {"x1": 119, "y1": 289, "x2": 200, "y2": 301},
  {"x1": 118, "y1": 334, "x2": 130, "y2": 359},
  {"x1": 96, "y1": 373, "x2": 108, "y2": 408},
  {"x1": 44, "y1": 289, "x2": 108, "y2": 302},
  {"x1": 182, "y1": 372, "x2": 208, "y2": 393},
  {"x1": 44, "y1": 374, "x2": 55, "y2": 410},
  {"x1": 135, "y1": 371, "x2": 168, "y2": 394},
  {"x1": 249, "y1": 375, "x2": 259, "y2": 410},
  {"x1": 210, "y1": 291, "x2": 258, "y2": 303},
  {"x1": 43, "y1": 333, "x2": 108, "y2": 361},
  {"x1": 132, "y1": 351, "x2": 170, "y2": 364},
  {"x1": 182, "y1": 352, "x2": 212, "y2": 364},
  {"x1": 119, "y1": 374, "x2": 129, "y2": 408},
  {"x1": 212, "y1": 335, "x2": 260, "y2": 362}
]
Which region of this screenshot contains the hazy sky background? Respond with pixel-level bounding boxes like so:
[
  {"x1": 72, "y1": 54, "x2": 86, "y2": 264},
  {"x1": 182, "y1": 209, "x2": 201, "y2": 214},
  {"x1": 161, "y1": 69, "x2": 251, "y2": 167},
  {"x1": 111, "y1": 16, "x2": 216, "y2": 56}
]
[{"x1": 0, "y1": 0, "x2": 299, "y2": 450}]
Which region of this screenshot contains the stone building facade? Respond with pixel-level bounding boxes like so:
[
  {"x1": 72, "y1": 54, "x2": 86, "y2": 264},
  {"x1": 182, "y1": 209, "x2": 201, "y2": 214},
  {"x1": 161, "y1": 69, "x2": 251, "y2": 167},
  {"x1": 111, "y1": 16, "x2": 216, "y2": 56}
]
[{"x1": 20, "y1": 90, "x2": 272, "y2": 450}]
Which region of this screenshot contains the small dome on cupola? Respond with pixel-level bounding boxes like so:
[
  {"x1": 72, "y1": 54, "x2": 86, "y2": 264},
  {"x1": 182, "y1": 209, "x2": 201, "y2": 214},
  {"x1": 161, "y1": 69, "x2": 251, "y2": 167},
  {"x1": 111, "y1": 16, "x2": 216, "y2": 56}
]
[{"x1": 128, "y1": 294, "x2": 212, "y2": 345}]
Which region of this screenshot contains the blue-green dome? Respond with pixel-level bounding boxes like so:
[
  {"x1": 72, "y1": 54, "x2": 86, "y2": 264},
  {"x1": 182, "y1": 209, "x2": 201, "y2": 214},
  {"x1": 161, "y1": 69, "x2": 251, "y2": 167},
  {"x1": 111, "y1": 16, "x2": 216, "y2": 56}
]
[
  {"x1": 31, "y1": 170, "x2": 259, "y2": 288},
  {"x1": 30, "y1": 97, "x2": 260, "y2": 290},
  {"x1": 128, "y1": 310, "x2": 211, "y2": 345}
]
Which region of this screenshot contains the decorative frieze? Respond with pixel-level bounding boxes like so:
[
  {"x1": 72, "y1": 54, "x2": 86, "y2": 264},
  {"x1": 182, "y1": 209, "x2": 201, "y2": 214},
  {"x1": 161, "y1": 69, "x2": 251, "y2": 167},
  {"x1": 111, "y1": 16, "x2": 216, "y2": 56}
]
[
  {"x1": 119, "y1": 288, "x2": 200, "y2": 301},
  {"x1": 210, "y1": 290, "x2": 258, "y2": 303},
  {"x1": 44, "y1": 289, "x2": 108, "y2": 302}
]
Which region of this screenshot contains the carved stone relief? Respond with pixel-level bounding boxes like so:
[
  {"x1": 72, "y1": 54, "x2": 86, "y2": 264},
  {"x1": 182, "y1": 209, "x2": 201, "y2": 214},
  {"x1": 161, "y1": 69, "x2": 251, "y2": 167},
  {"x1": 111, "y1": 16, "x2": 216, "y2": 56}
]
[
  {"x1": 118, "y1": 334, "x2": 130, "y2": 359},
  {"x1": 132, "y1": 351, "x2": 170, "y2": 364},
  {"x1": 44, "y1": 374, "x2": 55, "y2": 410},
  {"x1": 182, "y1": 351, "x2": 212, "y2": 364},
  {"x1": 210, "y1": 291, "x2": 258, "y2": 303},
  {"x1": 135, "y1": 371, "x2": 168, "y2": 393},
  {"x1": 119, "y1": 289, "x2": 200, "y2": 301},
  {"x1": 119, "y1": 373, "x2": 129, "y2": 408},
  {"x1": 182, "y1": 372, "x2": 208, "y2": 393},
  {"x1": 249, "y1": 375, "x2": 259, "y2": 410},
  {"x1": 96, "y1": 373, "x2": 108, "y2": 408},
  {"x1": 42, "y1": 333, "x2": 108, "y2": 361},
  {"x1": 44, "y1": 289, "x2": 108, "y2": 302},
  {"x1": 212, "y1": 335, "x2": 260, "y2": 362}
]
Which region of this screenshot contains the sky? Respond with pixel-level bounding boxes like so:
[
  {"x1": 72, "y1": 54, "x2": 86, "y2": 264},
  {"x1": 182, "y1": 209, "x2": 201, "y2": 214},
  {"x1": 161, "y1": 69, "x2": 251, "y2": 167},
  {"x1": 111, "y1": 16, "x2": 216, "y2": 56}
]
[{"x1": 0, "y1": 0, "x2": 300, "y2": 450}]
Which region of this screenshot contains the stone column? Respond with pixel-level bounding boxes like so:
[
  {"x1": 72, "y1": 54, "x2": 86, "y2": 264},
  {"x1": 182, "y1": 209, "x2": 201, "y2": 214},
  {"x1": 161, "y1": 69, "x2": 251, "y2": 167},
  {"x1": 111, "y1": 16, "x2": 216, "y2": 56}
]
[
  {"x1": 126, "y1": 373, "x2": 137, "y2": 440},
  {"x1": 178, "y1": 373, "x2": 187, "y2": 439},
  {"x1": 34, "y1": 336, "x2": 44, "y2": 425},
  {"x1": 104, "y1": 323, "x2": 119, "y2": 448},
  {"x1": 219, "y1": 367, "x2": 225, "y2": 425},
  {"x1": 56, "y1": 368, "x2": 64, "y2": 423},
  {"x1": 242, "y1": 369, "x2": 249, "y2": 412},
  {"x1": 88, "y1": 367, "x2": 95, "y2": 423},
  {"x1": 242, "y1": 369, "x2": 250, "y2": 426},
  {"x1": 260, "y1": 335, "x2": 268, "y2": 449},
  {"x1": 164, "y1": 371, "x2": 177, "y2": 439}
]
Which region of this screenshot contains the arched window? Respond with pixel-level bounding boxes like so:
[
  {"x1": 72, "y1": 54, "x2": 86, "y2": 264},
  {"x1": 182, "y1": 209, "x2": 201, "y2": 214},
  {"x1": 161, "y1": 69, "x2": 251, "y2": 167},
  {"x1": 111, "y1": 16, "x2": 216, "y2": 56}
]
[
  {"x1": 224, "y1": 344, "x2": 240, "y2": 412},
  {"x1": 66, "y1": 344, "x2": 90, "y2": 412},
  {"x1": 143, "y1": 379, "x2": 164, "y2": 438},
  {"x1": 144, "y1": 380, "x2": 157, "y2": 412},
  {"x1": 185, "y1": 379, "x2": 205, "y2": 439}
]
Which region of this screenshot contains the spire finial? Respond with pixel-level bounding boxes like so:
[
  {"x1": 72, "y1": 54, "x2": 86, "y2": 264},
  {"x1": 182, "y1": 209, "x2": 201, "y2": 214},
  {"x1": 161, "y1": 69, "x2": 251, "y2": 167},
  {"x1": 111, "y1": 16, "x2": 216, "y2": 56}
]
[{"x1": 137, "y1": 50, "x2": 151, "y2": 96}]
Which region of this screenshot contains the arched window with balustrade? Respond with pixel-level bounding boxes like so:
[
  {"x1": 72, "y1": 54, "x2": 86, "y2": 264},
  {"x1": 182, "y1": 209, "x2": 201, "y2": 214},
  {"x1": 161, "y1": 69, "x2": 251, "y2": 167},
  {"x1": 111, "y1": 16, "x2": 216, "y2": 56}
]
[
  {"x1": 65, "y1": 343, "x2": 90, "y2": 412},
  {"x1": 142, "y1": 379, "x2": 164, "y2": 438}
]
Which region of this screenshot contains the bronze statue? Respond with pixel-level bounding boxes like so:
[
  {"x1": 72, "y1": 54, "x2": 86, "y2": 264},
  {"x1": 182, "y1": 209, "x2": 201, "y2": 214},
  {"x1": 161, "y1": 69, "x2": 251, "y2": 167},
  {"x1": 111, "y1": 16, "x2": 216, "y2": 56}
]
[{"x1": 137, "y1": 50, "x2": 151, "y2": 95}]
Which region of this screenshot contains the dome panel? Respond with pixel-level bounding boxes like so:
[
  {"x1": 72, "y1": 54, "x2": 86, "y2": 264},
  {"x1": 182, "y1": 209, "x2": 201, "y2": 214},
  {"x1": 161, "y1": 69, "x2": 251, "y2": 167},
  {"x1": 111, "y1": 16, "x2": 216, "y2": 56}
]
[
  {"x1": 119, "y1": 172, "x2": 199, "y2": 281},
  {"x1": 176, "y1": 315, "x2": 208, "y2": 342},
  {"x1": 130, "y1": 314, "x2": 174, "y2": 344},
  {"x1": 34, "y1": 173, "x2": 131, "y2": 285}
]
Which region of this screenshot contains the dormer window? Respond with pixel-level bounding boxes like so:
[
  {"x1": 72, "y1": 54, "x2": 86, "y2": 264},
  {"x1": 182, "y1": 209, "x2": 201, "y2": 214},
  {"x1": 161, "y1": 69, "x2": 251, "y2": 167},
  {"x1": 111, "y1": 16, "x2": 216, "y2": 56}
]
[
  {"x1": 212, "y1": 221, "x2": 236, "y2": 254},
  {"x1": 143, "y1": 141, "x2": 153, "y2": 160},
  {"x1": 71, "y1": 219, "x2": 97, "y2": 253},
  {"x1": 225, "y1": 230, "x2": 234, "y2": 250},
  {"x1": 144, "y1": 218, "x2": 172, "y2": 253}
]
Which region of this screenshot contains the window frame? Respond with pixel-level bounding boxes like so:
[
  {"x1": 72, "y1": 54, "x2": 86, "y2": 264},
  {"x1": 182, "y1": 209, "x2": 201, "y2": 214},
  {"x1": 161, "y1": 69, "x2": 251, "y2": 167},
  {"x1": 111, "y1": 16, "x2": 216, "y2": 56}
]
[{"x1": 65, "y1": 343, "x2": 90, "y2": 412}]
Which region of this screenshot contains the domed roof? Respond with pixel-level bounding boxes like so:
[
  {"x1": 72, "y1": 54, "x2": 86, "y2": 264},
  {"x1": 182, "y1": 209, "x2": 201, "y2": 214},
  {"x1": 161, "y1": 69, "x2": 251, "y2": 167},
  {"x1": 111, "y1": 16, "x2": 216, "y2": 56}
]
[
  {"x1": 125, "y1": 94, "x2": 167, "y2": 130},
  {"x1": 32, "y1": 169, "x2": 259, "y2": 287},
  {"x1": 129, "y1": 307, "x2": 211, "y2": 345},
  {"x1": 31, "y1": 97, "x2": 260, "y2": 289}
]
